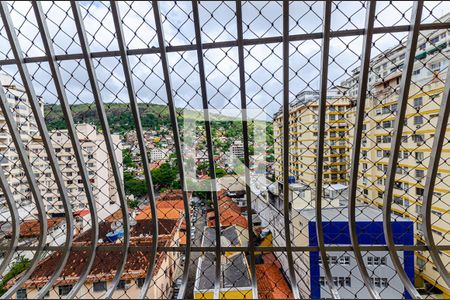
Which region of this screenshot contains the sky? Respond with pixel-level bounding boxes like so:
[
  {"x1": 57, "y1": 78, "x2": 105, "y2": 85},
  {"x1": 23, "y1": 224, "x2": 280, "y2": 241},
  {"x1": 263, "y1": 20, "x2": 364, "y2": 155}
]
[{"x1": 0, "y1": 1, "x2": 448, "y2": 121}]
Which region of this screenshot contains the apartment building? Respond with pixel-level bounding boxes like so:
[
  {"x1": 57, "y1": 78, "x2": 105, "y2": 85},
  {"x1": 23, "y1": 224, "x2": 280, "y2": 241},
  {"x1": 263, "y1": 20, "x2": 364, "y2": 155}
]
[
  {"x1": 0, "y1": 73, "x2": 43, "y2": 209},
  {"x1": 273, "y1": 88, "x2": 354, "y2": 187},
  {"x1": 291, "y1": 206, "x2": 414, "y2": 299},
  {"x1": 28, "y1": 123, "x2": 122, "y2": 220},
  {"x1": 344, "y1": 15, "x2": 450, "y2": 296},
  {"x1": 9, "y1": 216, "x2": 182, "y2": 299},
  {"x1": 150, "y1": 147, "x2": 170, "y2": 162}
]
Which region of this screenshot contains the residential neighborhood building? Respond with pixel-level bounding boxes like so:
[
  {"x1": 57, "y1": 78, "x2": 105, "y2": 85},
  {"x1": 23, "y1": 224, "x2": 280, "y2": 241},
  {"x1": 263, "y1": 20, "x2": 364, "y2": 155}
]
[
  {"x1": 28, "y1": 123, "x2": 123, "y2": 220},
  {"x1": 8, "y1": 212, "x2": 183, "y2": 299},
  {"x1": 291, "y1": 206, "x2": 414, "y2": 299},
  {"x1": 0, "y1": 73, "x2": 43, "y2": 210},
  {"x1": 273, "y1": 87, "x2": 354, "y2": 187}
]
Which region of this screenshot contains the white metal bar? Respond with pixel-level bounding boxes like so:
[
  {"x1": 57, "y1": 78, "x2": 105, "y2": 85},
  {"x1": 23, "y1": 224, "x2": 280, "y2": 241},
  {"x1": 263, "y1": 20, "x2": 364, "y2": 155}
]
[
  {"x1": 281, "y1": 1, "x2": 301, "y2": 298},
  {"x1": 315, "y1": 1, "x2": 340, "y2": 298},
  {"x1": 0, "y1": 154, "x2": 19, "y2": 276},
  {"x1": 70, "y1": 2, "x2": 130, "y2": 298},
  {"x1": 0, "y1": 87, "x2": 48, "y2": 300},
  {"x1": 421, "y1": 59, "x2": 450, "y2": 289},
  {"x1": 347, "y1": 1, "x2": 380, "y2": 299},
  {"x1": 109, "y1": 3, "x2": 162, "y2": 300},
  {"x1": 235, "y1": 0, "x2": 258, "y2": 298},
  {"x1": 190, "y1": 1, "x2": 222, "y2": 299},
  {"x1": 150, "y1": 1, "x2": 196, "y2": 299},
  {"x1": 382, "y1": 1, "x2": 424, "y2": 299},
  {"x1": 31, "y1": 3, "x2": 100, "y2": 298},
  {"x1": 0, "y1": 3, "x2": 74, "y2": 299}
]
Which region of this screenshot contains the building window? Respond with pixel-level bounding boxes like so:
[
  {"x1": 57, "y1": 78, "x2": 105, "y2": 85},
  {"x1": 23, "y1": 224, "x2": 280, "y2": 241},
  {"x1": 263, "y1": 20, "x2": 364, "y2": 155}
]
[
  {"x1": 413, "y1": 97, "x2": 423, "y2": 108},
  {"x1": 415, "y1": 169, "x2": 425, "y2": 179},
  {"x1": 416, "y1": 187, "x2": 424, "y2": 196},
  {"x1": 368, "y1": 256, "x2": 386, "y2": 266},
  {"x1": 319, "y1": 276, "x2": 325, "y2": 286},
  {"x1": 413, "y1": 115, "x2": 423, "y2": 125},
  {"x1": 137, "y1": 278, "x2": 145, "y2": 288},
  {"x1": 338, "y1": 256, "x2": 350, "y2": 265},
  {"x1": 93, "y1": 282, "x2": 107, "y2": 292},
  {"x1": 412, "y1": 134, "x2": 424, "y2": 143},
  {"x1": 58, "y1": 285, "x2": 73, "y2": 296},
  {"x1": 393, "y1": 196, "x2": 403, "y2": 206},
  {"x1": 117, "y1": 280, "x2": 127, "y2": 290},
  {"x1": 371, "y1": 277, "x2": 389, "y2": 288},
  {"x1": 16, "y1": 289, "x2": 27, "y2": 299},
  {"x1": 415, "y1": 152, "x2": 424, "y2": 161}
]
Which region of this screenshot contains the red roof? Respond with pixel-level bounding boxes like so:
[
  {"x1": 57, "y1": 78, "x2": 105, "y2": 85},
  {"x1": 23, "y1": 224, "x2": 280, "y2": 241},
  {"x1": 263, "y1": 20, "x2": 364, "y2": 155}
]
[
  {"x1": 256, "y1": 263, "x2": 293, "y2": 299},
  {"x1": 156, "y1": 200, "x2": 185, "y2": 210},
  {"x1": 73, "y1": 210, "x2": 90, "y2": 218},
  {"x1": 207, "y1": 190, "x2": 248, "y2": 229},
  {"x1": 7, "y1": 218, "x2": 64, "y2": 238}
]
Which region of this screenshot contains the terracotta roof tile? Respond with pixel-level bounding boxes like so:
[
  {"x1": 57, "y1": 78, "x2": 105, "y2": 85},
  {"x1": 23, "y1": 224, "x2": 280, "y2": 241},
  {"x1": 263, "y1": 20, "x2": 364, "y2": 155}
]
[
  {"x1": 206, "y1": 190, "x2": 248, "y2": 229},
  {"x1": 6, "y1": 218, "x2": 64, "y2": 238},
  {"x1": 15, "y1": 238, "x2": 171, "y2": 288},
  {"x1": 136, "y1": 206, "x2": 182, "y2": 221},
  {"x1": 256, "y1": 263, "x2": 293, "y2": 299}
]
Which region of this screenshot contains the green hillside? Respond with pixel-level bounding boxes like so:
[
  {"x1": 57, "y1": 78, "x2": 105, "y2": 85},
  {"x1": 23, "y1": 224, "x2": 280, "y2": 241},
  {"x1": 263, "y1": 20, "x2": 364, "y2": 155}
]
[
  {"x1": 44, "y1": 103, "x2": 274, "y2": 150},
  {"x1": 44, "y1": 103, "x2": 172, "y2": 134}
]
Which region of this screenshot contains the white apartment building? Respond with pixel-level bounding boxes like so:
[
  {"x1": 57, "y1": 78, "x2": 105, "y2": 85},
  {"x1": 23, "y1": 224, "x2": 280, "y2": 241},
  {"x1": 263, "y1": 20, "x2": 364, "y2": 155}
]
[
  {"x1": 29, "y1": 123, "x2": 122, "y2": 220},
  {"x1": 227, "y1": 140, "x2": 245, "y2": 167},
  {"x1": 150, "y1": 147, "x2": 170, "y2": 162},
  {"x1": 0, "y1": 74, "x2": 42, "y2": 211}
]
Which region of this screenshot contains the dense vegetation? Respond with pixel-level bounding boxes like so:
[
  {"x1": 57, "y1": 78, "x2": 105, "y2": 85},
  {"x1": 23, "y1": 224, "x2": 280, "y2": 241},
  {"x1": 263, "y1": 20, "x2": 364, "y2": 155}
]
[
  {"x1": 44, "y1": 103, "x2": 274, "y2": 148},
  {"x1": 0, "y1": 256, "x2": 30, "y2": 295},
  {"x1": 44, "y1": 103, "x2": 172, "y2": 134},
  {"x1": 124, "y1": 162, "x2": 182, "y2": 198}
]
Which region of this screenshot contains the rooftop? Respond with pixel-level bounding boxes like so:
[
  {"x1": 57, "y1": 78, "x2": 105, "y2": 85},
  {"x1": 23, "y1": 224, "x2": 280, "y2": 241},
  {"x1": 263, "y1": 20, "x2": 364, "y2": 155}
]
[
  {"x1": 13, "y1": 238, "x2": 169, "y2": 288},
  {"x1": 76, "y1": 215, "x2": 179, "y2": 242},
  {"x1": 195, "y1": 226, "x2": 251, "y2": 292},
  {"x1": 206, "y1": 191, "x2": 248, "y2": 229},
  {"x1": 6, "y1": 218, "x2": 64, "y2": 239},
  {"x1": 299, "y1": 205, "x2": 412, "y2": 222},
  {"x1": 256, "y1": 263, "x2": 293, "y2": 299}
]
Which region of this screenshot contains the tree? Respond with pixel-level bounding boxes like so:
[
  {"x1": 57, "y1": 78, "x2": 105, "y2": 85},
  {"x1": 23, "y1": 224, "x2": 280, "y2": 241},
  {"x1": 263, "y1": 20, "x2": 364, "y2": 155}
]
[
  {"x1": 124, "y1": 172, "x2": 147, "y2": 197},
  {"x1": 123, "y1": 149, "x2": 137, "y2": 168},
  {"x1": 151, "y1": 163, "x2": 178, "y2": 189},
  {"x1": 215, "y1": 168, "x2": 227, "y2": 178},
  {"x1": 0, "y1": 256, "x2": 30, "y2": 295},
  {"x1": 128, "y1": 199, "x2": 140, "y2": 209}
]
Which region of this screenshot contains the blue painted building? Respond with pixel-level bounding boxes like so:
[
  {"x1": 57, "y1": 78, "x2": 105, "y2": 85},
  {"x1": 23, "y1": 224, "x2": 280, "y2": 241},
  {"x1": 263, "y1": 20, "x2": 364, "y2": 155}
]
[{"x1": 291, "y1": 205, "x2": 414, "y2": 299}]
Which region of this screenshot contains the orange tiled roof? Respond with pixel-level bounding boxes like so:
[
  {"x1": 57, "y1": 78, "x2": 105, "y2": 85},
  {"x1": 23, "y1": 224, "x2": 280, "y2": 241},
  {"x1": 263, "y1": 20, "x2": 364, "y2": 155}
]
[
  {"x1": 7, "y1": 218, "x2": 64, "y2": 238},
  {"x1": 207, "y1": 190, "x2": 248, "y2": 228},
  {"x1": 256, "y1": 263, "x2": 293, "y2": 299},
  {"x1": 136, "y1": 206, "x2": 182, "y2": 220},
  {"x1": 156, "y1": 200, "x2": 186, "y2": 210}
]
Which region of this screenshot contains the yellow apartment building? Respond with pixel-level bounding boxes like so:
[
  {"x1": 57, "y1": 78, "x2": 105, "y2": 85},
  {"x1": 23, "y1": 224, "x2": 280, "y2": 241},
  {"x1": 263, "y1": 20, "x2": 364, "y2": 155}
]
[{"x1": 273, "y1": 88, "x2": 354, "y2": 187}]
